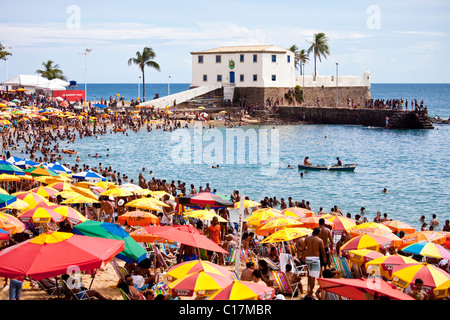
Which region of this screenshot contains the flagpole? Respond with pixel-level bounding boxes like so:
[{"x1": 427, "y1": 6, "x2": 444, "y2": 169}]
[{"x1": 234, "y1": 195, "x2": 245, "y2": 274}]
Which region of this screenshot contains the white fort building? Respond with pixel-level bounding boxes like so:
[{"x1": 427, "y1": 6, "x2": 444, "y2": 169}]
[{"x1": 141, "y1": 45, "x2": 371, "y2": 108}]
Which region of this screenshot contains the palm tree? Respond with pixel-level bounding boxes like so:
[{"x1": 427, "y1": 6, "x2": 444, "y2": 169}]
[
  {"x1": 128, "y1": 47, "x2": 161, "y2": 102},
  {"x1": 0, "y1": 43, "x2": 12, "y2": 61},
  {"x1": 36, "y1": 60, "x2": 67, "y2": 80},
  {"x1": 289, "y1": 45, "x2": 309, "y2": 76},
  {"x1": 306, "y1": 32, "x2": 330, "y2": 78}
]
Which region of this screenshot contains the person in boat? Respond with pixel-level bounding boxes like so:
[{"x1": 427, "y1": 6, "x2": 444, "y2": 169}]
[
  {"x1": 334, "y1": 157, "x2": 342, "y2": 166},
  {"x1": 303, "y1": 157, "x2": 312, "y2": 166}
]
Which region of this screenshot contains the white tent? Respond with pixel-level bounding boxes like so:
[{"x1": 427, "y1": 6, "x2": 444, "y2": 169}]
[
  {"x1": 2, "y1": 74, "x2": 50, "y2": 87},
  {"x1": 37, "y1": 79, "x2": 68, "y2": 91}
]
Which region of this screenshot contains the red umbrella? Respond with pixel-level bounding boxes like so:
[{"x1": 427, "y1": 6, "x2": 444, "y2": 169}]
[
  {"x1": 146, "y1": 225, "x2": 227, "y2": 254},
  {"x1": 0, "y1": 231, "x2": 124, "y2": 280},
  {"x1": 317, "y1": 277, "x2": 414, "y2": 300},
  {"x1": 179, "y1": 192, "x2": 233, "y2": 209}
]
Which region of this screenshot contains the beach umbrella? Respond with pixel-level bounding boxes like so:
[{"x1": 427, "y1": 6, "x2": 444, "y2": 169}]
[
  {"x1": 317, "y1": 277, "x2": 414, "y2": 300},
  {"x1": 140, "y1": 196, "x2": 170, "y2": 208},
  {"x1": 71, "y1": 169, "x2": 106, "y2": 182},
  {"x1": 258, "y1": 216, "x2": 303, "y2": 231},
  {"x1": 348, "y1": 249, "x2": 384, "y2": 267},
  {"x1": 233, "y1": 199, "x2": 261, "y2": 209},
  {"x1": 148, "y1": 225, "x2": 227, "y2": 254},
  {"x1": 2, "y1": 198, "x2": 29, "y2": 211},
  {"x1": 0, "y1": 194, "x2": 17, "y2": 208},
  {"x1": 120, "y1": 183, "x2": 142, "y2": 192},
  {"x1": 69, "y1": 185, "x2": 98, "y2": 200},
  {"x1": 281, "y1": 207, "x2": 315, "y2": 219},
  {"x1": 47, "y1": 162, "x2": 72, "y2": 174},
  {"x1": 23, "y1": 165, "x2": 59, "y2": 177},
  {"x1": 0, "y1": 173, "x2": 21, "y2": 182},
  {"x1": 244, "y1": 208, "x2": 285, "y2": 228},
  {"x1": 133, "y1": 188, "x2": 153, "y2": 196},
  {"x1": 46, "y1": 204, "x2": 87, "y2": 225},
  {"x1": 46, "y1": 181, "x2": 74, "y2": 192},
  {"x1": 208, "y1": 280, "x2": 276, "y2": 300},
  {"x1": 382, "y1": 220, "x2": 416, "y2": 234},
  {"x1": 400, "y1": 231, "x2": 447, "y2": 248},
  {"x1": 61, "y1": 195, "x2": 99, "y2": 204},
  {"x1": 168, "y1": 271, "x2": 233, "y2": 298},
  {"x1": 100, "y1": 188, "x2": 134, "y2": 198},
  {"x1": 128, "y1": 227, "x2": 163, "y2": 243},
  {"x1": 13, "y1": 191, "x2": 50, "y2": 208},
  {"x1": 179, "y1": 192, "x2": 234, "y2": 209},
  {"x1": 299, "y1": 216, "x2": 334, "y2": 229},
  {"x1": 340, "y1": 234, "x2": 394, "y2": 257},
  {"x1": 433, "y1": 279, "x2": 450, "y2": 299},
  {"x1": 324, "y1": 216, "x2": 356, "y2": 235},
  {"x1": 0, "y1": 231, "x2": 124, "y2": 281},
  {"x1": 117, "y1": 210, "x2": 159, "y2": 226},
  {"x1": 0, "y1": 213, "x2": 19, "y2": 233},
  {"x1": 260, "y1": 227, "x2": 312, "y2": 243},
  {"x1": 30, "y1": 186, "x2": 59, "y2": 198},
  {"x1": 0, "y1": 228, "x2": 10, "y2": 241},
  {"x1": 18, "y1": 203, "x2": 64, "y2": 223},
  {"x1": 0, "y1": 187, "x2": 9, "y2": 195},
  {"x1": 125, "y1": 198, "x2": 164, "y2": 211},
  {"x1": 14, "y1": 158, "x2": 40, "y2": 169},
  {"x1": 96, "y1": 181, "x2": 116, "y2": 189},
  {"x1": 401, "y1": 242, "x2": 450, "y2": 260},
  {"x1": 166, "y1": 260, "x2": 232, "y2": 282},
  {"x1": 0, "y1": 162, "x2": 25, "y2": 175},
  {"x1": 73, "y1": 181, "x2": 97, "y2": 188},
  {"x1": 349, "y1": 222, "x2": 392, "y2": 235},
  {"x1": 5, "y1": 156, "x2": 24, "y2": 164},
  {"x1": 150, "y1": 190, "x2": 174, "y2": 200},
  {"x1": 73, "y1": 220, "x2": 147, "y2": 264},
  {"x1": 184, "y1": 209, "x2": 228, "y2": 222},
  {"x1": 391, "y1": 263, "x2": 450, "y2": 295},
  {"x1": 366, "y1": 254, "x2": 424, "y2": 280}
]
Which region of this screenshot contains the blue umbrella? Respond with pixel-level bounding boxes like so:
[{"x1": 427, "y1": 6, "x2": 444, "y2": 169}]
[
  {"x1": 73, "y1": 221, "x2": 147, "y2": 264},
  {"x1": 5, "y1": 156, "x2": 24, "y2": 164},
  {"x1": 72, "y1": 169, "x2": 106, "y2": 182},
  {"x1": 0, "y1": 194, "x2": 17, "y2": 208},
  {"x1": 0, "y1": 160, "x2": 25, "y2": 175},
  {"x1": 14, "y1": 158, "x2": 40, "y2": 169},
  {"x1": 48, "y1": 162, "x2": 72, "y2": 174}
]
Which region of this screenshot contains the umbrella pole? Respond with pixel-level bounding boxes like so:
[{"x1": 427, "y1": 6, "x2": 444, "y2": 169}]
[{"x1": 88, "y1": 269, "x2": 96, "y2": 290}]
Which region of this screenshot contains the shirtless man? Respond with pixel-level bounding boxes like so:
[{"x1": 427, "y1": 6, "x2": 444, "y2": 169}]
[
  {"x1": 335, "y1": 157, "x2": 342, "y2": 166},
  {"x1": 318, "y1": 218, "x2": 333, "y2": 270},
  {"x1": 161, "y1": 194, "x2": 174, "y2": 225},
  {"x1": 303, "y1": 156, "x2": 312, "y2": 166},
  {"x1": 301, "y1": 227, "x2": 326, "y2": 295},
  {"x1": 100, "y1": 197, "x2": 115, "y2": 223}
]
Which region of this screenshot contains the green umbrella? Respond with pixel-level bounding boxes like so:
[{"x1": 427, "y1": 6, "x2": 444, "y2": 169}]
[
  {"x1": 23, "y1": 165, "x2": 59, "y2": 177},
  {"x1": 0, "y1": 194, "x2": 17, "y2": 208},
  {"x1": 0, "y1": 162, "x2": 25, "y2": 176},
  {"x1": 73, "y1": 220, "x2": 147, "y2": 264}
]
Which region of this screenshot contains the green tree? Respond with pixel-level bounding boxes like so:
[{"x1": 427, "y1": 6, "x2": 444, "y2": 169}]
[
  {"x1": 306, "y1": 32, "x2": 330, "y2": 78},
  {"x1": 36, "y1": 60, "x2": 68, "y2": 80},
  {"x1": 128, "y1": 47, "x2": 161, "y2": 102},
  {"x1": 289, "y1": 45, "x2": 309, "y2": 75},
  {"x1": 0, "y1": 43, "x2": 12, "y2": 61}
]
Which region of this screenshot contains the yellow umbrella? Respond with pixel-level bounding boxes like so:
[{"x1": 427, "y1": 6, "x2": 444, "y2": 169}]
[
  {"x1": 13, "y1": 192, "x2": 50, "y2": 209},
  {"x1": 347, "y1": 249, "x2": 384, "y2": 267},
  {"x1": 125, "y1": 198, "x2": 162, "y2": 211},
  {"x1": 260, "y1": 227, "x2": 312, "y2": 243},
  {"x1": 234, "y1": 199, "x2": 261, "y2": 209},
  {"x1": 54, "y1": 190, "x2": 81, "y2": 199},
  {"x1": 184, "y1": 209, "x2": 228, "y2": 222},
  {"x1": 166, "y1": 260, "x2": 232, "y2": 282},
  {"x1": 51, "y1": 205, "x2": 87, "y2": 225},
  {"x1": 150, "y1": 191, "x2": 174, "y2": 200},
  {"x1": 96, "y1": 181, "x2": 116, "y2": 189},
  {"x1": 2, "y1": 199, "x2": 29, "y2": 211},
  {"x1": 433, "y1": 280, "x2": 450, "y2": 299},
  {"x1": 365, "y1": 254, "x2": 419, "y2": 279},
  {"x1": 70, "y1": 186, "x2": 98, "y2": 200},
  {"x1": 258, "y1": 216, "x2": 303, "y2": 231},
  {"x1": 100, "y1": 188, "x2": 134, "y2": 198},
  {"x1": 61, "y1": 195, "x2": 99, "y2": 204},
  {"x1": 0, "y1": 187, "x2": 9, "y2": 195},
  {"x1": 134, "y1": 189, "x2": 153, "y2": 196},
  {"x1": 73, "y1": 181, "x2": 97, "y2": 189},
  {"x1": 244, "y1": 208, "x2": 285, "y2": 228},
  {"x1": 0, "y1": 174, "x2": 21, "y2": 182},
  {"x1": 46, "y1": 182, "x2": 74, "y2": 192},
  {"x1": 0, "y1": 213, "x2": 25, "y2": 234}
]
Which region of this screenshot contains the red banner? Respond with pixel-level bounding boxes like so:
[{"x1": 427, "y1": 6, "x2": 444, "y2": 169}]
[{"x1": 52, "y1": 90, "x2": 85, "y2": 102}]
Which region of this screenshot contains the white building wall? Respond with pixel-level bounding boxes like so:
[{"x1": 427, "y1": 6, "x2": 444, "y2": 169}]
[{"x1": 191, "y1": 49, "x2": 296, "y2": 88}]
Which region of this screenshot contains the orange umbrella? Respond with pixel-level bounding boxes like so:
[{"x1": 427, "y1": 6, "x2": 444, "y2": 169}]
[
  {"x1": 400, "y1": 231, "x2": 447, "y2": 248},
  {"x1": 117, "y1": 210, "x2": 159, "y2": 226},
  {"x1": 382, "y1": 220, "x2": 415, "y2": 234},
  {"x1": 0, "y1": 213, "x2": 25, "y2": 234},
  {"x1": 281, "y1": 207, "x2": 315, "y2": 219},
  {"x1": 299, "y1": 216, "x2": 334, "y2": 229},
  {"x1": 128, "y1": 227, "x2": 162, "y2": 243}
]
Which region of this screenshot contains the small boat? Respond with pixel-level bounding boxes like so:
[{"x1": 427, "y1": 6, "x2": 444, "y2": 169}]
[{"x1": 298, "y1": 164, "x2": 357, "y2": 171}]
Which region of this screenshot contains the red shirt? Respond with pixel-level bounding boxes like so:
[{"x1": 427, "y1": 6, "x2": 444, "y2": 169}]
[{"x1": 208, "y1": 224, "x2": 221, "y2": 244}]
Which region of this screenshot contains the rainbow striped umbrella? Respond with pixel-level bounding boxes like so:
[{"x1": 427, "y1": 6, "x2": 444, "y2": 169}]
[{"x1": 401, "y1": 241, "x2": 450, "y2": 260}]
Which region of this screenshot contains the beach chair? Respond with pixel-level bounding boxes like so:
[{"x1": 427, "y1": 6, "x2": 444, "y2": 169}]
[
  {"x1": 119, "y1": 288, "x2": 131, "y2": 300},
  {"x1": 36, "y1": 279, "x2": 64, "y2": 299},
  {"x1": 151, "y1": 244, "x2": 176, "y2": 273},
  {"x1": 60, "y1": 279, "x2": 94, "y2": 300},
  {"x1": 338, "y1": 256, "x2": 354, "y2": 279},
  {"x1": 110, "y1": 259, "x2": 128, "y2": 282},
  {"x1": 270, "y1": 270, "x2": 301, "y2": 299},
  {"x1": 224, "y1": 244, "x2": 237, "y2": 265},
  {"x1": 240, "y1": 248, "x2": 257, "y2": 266},
  {"x1": 259, "y1": 257, "x2": 280, "y2": 271},
  {"x1": 0, "y1": 285, "x2": 9, "y2": 300},
  {"x1": 231, "y1": 270, "x2": 240, "y2": 281}
]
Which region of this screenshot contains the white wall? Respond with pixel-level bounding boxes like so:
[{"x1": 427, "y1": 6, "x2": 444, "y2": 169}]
[{"x1": 295, "y1": 70, "x2": 371, "y2": 88}]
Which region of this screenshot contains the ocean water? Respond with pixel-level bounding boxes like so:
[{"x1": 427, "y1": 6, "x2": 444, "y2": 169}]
[{"x1": 18, "y1": 83, "x2": 450, "y2": 232}]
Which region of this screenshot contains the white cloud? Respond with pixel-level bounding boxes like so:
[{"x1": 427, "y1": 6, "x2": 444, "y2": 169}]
[{"x1": 393, "y1": 31, "x2": 447, "y2": 37}]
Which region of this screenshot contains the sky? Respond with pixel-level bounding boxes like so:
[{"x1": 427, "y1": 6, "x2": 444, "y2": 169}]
[{"x1": 0, "y1": 0, "x2": 449, "y2": 84}]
